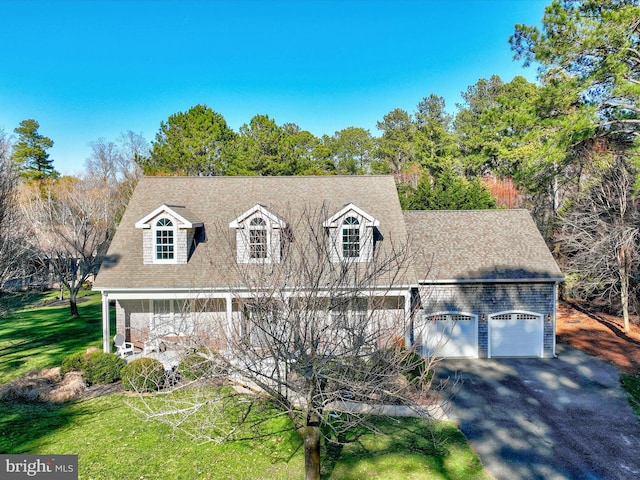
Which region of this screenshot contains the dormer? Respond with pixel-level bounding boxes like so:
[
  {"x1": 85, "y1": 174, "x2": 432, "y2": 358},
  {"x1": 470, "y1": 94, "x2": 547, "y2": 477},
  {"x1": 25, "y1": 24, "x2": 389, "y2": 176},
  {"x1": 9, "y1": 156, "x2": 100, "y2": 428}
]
[
  {"x1": 323, "y1": 203, "x2": 379, "y2": 262},
  {"x1": 229, "y1": 205, "x2": 287, "y2": 264},
  {"x1": 135, "y1": 205, "x2": 203, "y2": 265}
]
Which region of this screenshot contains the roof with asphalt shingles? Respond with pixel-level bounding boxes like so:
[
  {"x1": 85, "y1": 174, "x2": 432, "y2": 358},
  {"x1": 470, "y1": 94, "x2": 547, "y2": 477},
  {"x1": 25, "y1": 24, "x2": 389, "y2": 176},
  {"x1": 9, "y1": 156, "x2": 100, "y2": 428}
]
[
  {"x1": 403, "y1": 209, "x2": 563, "y2": 282},
  {"x1": 94, "y1": 177, "x2": 562, "y2": 291},
  {"x1": 94, "y1": 175, "x2": 413, "y2": 290}
]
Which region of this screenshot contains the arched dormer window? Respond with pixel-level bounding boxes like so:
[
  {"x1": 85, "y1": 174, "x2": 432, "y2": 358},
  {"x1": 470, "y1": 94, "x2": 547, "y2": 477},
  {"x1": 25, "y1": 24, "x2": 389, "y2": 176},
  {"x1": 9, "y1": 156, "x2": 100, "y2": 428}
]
[
  {"x1": 323, "y1": 204, "x2": 379, "y2": 263},
  {"x1": 342, "y1": 217, "x2": 360, "y2": 258},
  {"x1": 155, "y1": 218, "x2": 175, "y2": 261},
  {"x1": 249, "y1": 217, "x2": 267, "y2": 259},
  {"x1": 136, "y1": 205, "x2": 203, "y2": 265},
  {"x1": 229, "y1": 205, "x2": 287, "y2": 264}
]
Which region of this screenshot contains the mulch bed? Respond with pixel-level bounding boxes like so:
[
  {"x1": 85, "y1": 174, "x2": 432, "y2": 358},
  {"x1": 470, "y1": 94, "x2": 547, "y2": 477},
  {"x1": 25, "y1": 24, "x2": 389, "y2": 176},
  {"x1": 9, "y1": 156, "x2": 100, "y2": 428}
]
[{"x1": 557, "y1": 300, "x2": 640, "y2": 375}]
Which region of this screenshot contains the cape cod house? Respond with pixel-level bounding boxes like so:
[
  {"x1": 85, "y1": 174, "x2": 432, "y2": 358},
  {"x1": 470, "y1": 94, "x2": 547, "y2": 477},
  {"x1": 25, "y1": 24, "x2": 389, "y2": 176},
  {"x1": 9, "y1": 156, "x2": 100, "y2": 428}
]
[{"x1": 93, "y1": 175, "x2": 563, "y2": 358}]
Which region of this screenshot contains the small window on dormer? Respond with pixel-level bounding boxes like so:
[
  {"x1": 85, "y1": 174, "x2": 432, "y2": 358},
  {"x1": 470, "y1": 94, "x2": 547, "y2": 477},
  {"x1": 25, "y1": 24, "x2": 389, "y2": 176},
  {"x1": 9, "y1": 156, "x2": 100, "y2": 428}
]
[
  {"x1": 342, "y1": 217, "x2": 360, "y2": 258},
  {"x1": 136, "y1": 205, "x2": 202, "y2": 265},
  {"x1": 230, "y1": 205, "x2": 287, "y2": 264},
  {"x1": 323, "y1": 204, "x2": 378, "y2": 263},
  {"x1": 249, "y1": 217, "x2": 267, "y2": 259},
  {"x1": 155, "y1": 218, "x2": 174, "y2": 260}
]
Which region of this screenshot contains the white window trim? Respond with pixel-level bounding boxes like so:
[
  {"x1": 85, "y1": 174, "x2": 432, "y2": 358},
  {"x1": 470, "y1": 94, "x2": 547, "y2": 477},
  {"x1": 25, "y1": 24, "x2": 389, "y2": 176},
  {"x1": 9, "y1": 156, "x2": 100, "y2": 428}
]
[
  {"x1": 153, "y1": 217, "x2": 177, "y2": 264},
  {"x1": 323, "y1": 203, "x2": 379, "y2": 228},
  {"x1": 135, "y1": 204, "x2": 202, "y2": 229},
  {"x1": 230, "y1": 205, "x2": 287, "y2": 264},
  {"x1": 239, "y1": 212, "x2": 275, "y2": 264},
  {"x1": 341, "y1": 216, "x2": 361, "y2": 259},
  {"x1": 324, "y1": 204, "x2": 378, "y2": 263},
  {"x1": 248, "y1": 216, "x2": 269, "y2": 261}
]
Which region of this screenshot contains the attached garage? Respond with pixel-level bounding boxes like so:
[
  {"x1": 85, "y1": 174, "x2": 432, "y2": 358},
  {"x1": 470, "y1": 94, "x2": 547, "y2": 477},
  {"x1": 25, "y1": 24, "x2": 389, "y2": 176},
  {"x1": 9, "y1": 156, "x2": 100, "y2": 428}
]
[
  {"x1": 488, "y1": 312, "x2": 544, "y2": 357},
  {"x1": 418, "y1": 313, "x2": 478, "y2": 358},
  {"x1": 404, "y1": 209, "x2": 564, "y2": 359}
]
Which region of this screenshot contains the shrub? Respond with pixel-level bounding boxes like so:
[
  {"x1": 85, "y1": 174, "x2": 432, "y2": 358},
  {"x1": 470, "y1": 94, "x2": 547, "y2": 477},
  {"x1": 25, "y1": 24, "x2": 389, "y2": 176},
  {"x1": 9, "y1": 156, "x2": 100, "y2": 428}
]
[
  {"x1": 60, "y1": 350, "x2": 125, "y2": 385},
  {"x1": 178, "y1": 349, "x2": 218, "y2": 381},
  {"x1": 399, "y1": 350, "x2": 429, "y2": 384},
  {"x1": 83, "y1": 351, "x2": 126, "y2": 385},
  {"x1": 122, "y1": 357, "x2": 166, "y2": 392},
  {"x1": 60, "y1": 351, "x2": 87, "y2": 376}
]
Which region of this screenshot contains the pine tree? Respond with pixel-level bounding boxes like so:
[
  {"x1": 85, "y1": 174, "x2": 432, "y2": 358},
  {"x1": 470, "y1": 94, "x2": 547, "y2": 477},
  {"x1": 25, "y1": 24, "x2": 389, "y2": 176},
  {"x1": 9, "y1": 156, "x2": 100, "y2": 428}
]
[{"x1": 12, "y1": 119, "x2": 57, "y2": 181}]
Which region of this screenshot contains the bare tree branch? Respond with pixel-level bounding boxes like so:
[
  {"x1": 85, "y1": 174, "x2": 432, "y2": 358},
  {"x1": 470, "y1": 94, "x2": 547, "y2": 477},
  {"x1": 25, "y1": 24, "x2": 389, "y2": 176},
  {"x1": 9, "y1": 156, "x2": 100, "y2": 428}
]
[
  {"x1": 0, "y1": 130, "x2": 35, "y2": 301},
  {"x1": 21, "y1": 175, "x2": 117, "y2": 316},
  {"x1": 559, "y1": 155, "x2": 640, "y2": 332},
  {"x1": 126, "y1": 204, "x2": 439, "y2": 480}
]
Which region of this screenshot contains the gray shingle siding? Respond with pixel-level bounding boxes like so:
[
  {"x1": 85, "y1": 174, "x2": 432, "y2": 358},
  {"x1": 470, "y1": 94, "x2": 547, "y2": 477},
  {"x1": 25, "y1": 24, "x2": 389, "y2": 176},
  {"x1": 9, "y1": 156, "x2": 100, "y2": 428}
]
[
  {"x1": 142, "y1": 229, "x2": 153, "y2": 264},
  {"x1": 419, "y1": 282, "x2": 557, "y2": 357},
  {"x1": 176, "y1": 228, "x2": 189, "y2": 264}
]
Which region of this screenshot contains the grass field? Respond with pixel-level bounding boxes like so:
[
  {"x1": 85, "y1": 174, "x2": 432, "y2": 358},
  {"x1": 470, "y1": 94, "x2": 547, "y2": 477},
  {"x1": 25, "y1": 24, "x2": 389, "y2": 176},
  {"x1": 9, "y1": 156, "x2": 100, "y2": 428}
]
[
  {"x1": 0, "y1": 291, "x2": 489, "y2": 479},
  {"x1": 0, "y1": 289, "x2": 107, "y2": 384},
  {"x1": 0, "y1": 395, "x2": 487, "y2": 479}
]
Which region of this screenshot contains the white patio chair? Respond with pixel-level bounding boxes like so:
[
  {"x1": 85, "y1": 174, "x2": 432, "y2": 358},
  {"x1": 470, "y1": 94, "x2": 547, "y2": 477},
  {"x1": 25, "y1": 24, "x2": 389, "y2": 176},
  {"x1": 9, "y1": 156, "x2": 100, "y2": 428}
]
[
  {"x1": 143, "y1": 337, "x2": 161, "y2": 354},
  {"x1": 114, "y1": 333, "x2": 135, "y2": 357}
]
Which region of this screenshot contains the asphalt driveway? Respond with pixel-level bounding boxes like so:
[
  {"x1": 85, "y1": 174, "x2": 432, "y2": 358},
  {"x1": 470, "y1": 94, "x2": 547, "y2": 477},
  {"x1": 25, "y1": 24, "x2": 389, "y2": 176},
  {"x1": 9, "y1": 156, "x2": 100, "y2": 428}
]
[{"x1": 435, "y1": 344, "x2": 640, "y2": 480}]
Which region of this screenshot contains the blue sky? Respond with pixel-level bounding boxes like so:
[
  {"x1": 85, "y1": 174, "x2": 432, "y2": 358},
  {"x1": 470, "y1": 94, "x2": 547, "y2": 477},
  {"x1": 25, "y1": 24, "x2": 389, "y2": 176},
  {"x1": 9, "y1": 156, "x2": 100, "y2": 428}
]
[{"x1": 1, "y1": 0, "x2": 547, "y2": 175}]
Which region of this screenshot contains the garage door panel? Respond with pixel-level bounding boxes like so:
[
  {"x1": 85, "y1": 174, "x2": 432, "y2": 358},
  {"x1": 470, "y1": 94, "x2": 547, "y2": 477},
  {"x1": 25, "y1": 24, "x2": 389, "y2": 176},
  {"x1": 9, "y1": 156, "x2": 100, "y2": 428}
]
[
  {"x1": 420, "y1": 314, "x2": 478, "y2": 358},
  {"x1": 490, "y1": 313, "x2": 542, "y2": 357}
]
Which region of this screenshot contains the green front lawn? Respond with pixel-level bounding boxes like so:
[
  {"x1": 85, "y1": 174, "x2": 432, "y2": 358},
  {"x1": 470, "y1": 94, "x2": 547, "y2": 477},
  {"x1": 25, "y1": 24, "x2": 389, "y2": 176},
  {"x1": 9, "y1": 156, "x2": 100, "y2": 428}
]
[
  {"x1": 0, "y1": 395, "x2": 486, "y2": 480},
  {"x1": 0, "y1": 291, "x2": 489, "y2": 479},
  {"x1": 0, "y1": 290, "x2": 108, "y2": 384}
]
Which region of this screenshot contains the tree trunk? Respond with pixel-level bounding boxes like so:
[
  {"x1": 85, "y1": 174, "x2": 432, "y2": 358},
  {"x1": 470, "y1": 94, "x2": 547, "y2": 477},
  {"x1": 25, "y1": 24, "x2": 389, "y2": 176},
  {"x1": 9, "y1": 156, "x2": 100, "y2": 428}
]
[
  {"x1": 619, "y1": 261, "x2": 630, "y2": 334},
  {"x1": 69, "y1": 289, "x2": 79, "y2": 318},
  {"x1": 618, "y1": 245, "x2": 631, "y2": 333},
  {"x1": 302, "y1": 425, "x2": 321, "y2": 480}
]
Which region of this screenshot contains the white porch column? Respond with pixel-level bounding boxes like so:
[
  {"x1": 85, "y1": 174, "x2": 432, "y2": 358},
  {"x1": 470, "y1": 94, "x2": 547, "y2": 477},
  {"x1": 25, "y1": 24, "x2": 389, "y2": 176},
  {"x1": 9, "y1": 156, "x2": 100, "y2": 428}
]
[
  {"x1": 102, "y1": 292, "x2": 111, "y2": 353},
  {"x1": 404, "y1": 292, "x2": 412, "y2": 348},
  {"x1": 225, "y1": 293, "x2": 233, "y2": 339}
]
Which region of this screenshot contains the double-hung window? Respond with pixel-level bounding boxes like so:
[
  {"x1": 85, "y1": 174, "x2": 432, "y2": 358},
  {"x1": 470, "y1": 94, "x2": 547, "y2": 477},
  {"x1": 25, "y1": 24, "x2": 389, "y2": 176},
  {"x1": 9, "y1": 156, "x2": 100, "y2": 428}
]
[
  {"x1": 155, "y1": 218, "x2": 174, "y2": 261},
  {"x1": 342, "y1": 217, "x2": 360, "y2": 258},
  {"x1": 230, "y1": 205, "x2": 286, "y2": 264},
  {"x1": 249, "y1": 217, "x2": 268, "y2": 259}
]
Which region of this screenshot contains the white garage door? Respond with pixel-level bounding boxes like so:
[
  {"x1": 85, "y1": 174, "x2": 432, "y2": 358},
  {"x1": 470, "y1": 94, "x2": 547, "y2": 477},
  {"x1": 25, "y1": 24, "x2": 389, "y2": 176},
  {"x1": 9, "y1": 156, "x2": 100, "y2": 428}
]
[
  {"x1": 489, "y1": 312, "x2": 543, "y2": 357},
  {"x1": 419, "y1": 313, "x2": 478, "y2": 358}
]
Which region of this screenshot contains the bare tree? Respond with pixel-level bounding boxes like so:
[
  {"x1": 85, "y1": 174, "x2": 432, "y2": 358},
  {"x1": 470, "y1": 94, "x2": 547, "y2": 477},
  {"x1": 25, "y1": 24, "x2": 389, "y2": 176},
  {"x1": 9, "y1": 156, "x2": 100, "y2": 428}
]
[
  {"x1": 21, "y1": 175, "x2": 116, "y2": 316},
  {"x1": 86, "y1": 130, "x2": 147, "y2": 220},
  {"x1": 0, "y1": 129, "x2": 34, "y2": 297},
  {"x1": 559, "y1": 155, "x2": 640, "y2": 332},
  {"x1": 129, "y1": 206, "x2": 437, "y2": 480}
]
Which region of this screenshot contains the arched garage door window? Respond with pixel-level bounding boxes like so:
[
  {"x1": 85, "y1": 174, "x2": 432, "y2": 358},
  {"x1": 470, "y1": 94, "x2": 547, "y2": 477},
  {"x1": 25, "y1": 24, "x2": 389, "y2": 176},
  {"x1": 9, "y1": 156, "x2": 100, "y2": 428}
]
[
  {"x1": 417, "y1": 312, "x2": 478, "y2": 358},
  {"x1": 488, "y1": 312, "x2": 543, "y2": 358}
]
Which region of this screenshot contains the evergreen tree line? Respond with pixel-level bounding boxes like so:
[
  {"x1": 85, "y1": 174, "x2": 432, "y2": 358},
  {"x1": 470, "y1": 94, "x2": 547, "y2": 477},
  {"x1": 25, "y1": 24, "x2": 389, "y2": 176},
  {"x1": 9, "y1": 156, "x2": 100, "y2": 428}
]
[
  {"x1": 135, "y1": 96, "x2": 502, "y2": 211},
  {"x1": 3, "y1": 0, "x2": 640, "y2": 324}
]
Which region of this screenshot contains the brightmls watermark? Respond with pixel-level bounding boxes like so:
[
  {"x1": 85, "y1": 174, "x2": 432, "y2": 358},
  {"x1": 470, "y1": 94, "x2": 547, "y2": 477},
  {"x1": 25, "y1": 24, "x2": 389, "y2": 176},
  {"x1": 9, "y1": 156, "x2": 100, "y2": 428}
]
[{"x1": 0, "y1": 455, "x2": 77, "y2": 479}]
